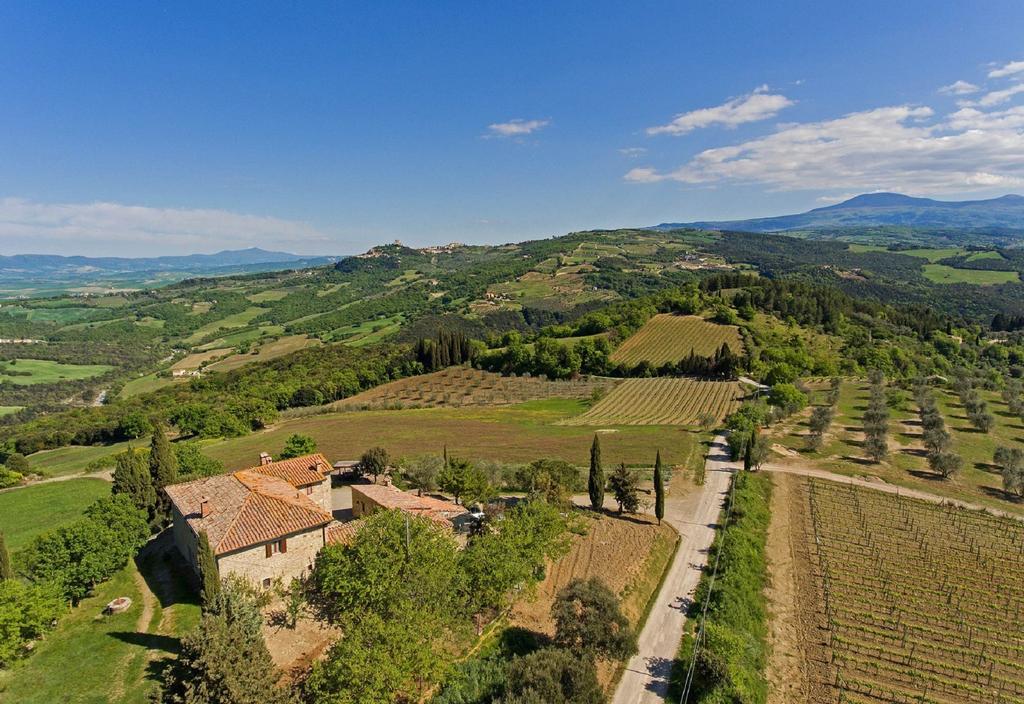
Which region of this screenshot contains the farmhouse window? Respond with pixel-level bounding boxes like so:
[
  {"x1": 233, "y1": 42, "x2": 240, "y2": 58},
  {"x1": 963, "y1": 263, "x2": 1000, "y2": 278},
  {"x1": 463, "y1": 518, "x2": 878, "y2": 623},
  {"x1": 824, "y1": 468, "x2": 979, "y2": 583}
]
[
  {"x1": 266, "y1": 539, "x2": 288, "y2": 557},
  {"x1": 305, "y1": 486, "x2": 314, "y2": 495}
]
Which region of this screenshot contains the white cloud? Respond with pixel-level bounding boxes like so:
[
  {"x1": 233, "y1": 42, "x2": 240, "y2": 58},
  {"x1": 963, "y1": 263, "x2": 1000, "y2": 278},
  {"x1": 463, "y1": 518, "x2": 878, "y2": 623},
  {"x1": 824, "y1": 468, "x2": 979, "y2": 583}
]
[
  {"x1": 646, "y1": 86, "x2": 794, "y2": 136},
  {"x1": 0, "y1": 198, "x2": 329, "y2": 255},
  {"x1": 939, "y1": 80, "x2": 980, "y2": 95},
  {"x1": 625, "y1": 104, "x2": 1024, "y2": 194},
  {"x1": 618, "y1": 147, "x2": 648, "y2": 158},
  {"x1": 970, "y1": 83, "x2": 1024, "y2": 107},
  {"x1": 989, "y1": 59, "x2": 1024, "y2": 79},
  {"x1": 486, "y1": 119, "x2": 550, "y2": 137}
]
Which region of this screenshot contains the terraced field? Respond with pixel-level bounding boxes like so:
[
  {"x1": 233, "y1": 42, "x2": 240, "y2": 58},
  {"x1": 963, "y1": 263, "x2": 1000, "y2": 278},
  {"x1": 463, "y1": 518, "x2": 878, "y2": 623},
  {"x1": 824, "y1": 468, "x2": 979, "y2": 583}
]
[
  {"x1": 792, "y1": 478, "x2": 1024, "y2": 703},
  {"x1": 330, "y1": 366, "x2": 619, "y2": 410},
  {"x1": 610, "y1": 314, "x2": 743, "y2": 366},
  {"x1": 561, "y1": 377, "x2": 744, "y2": 426}
]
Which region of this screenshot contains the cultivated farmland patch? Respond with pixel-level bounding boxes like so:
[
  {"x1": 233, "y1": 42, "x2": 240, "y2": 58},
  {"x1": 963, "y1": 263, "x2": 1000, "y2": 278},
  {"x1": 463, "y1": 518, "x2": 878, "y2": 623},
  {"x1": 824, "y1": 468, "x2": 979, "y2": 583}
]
[
  {"x1": 561, "y1": 377, "x2": 744, "y2": 426},
  {"x1": 789, "y1": 477, "x2": 1024, "y2": 703},
  {"x1": 610, "y1": 314, "x2": 743, "y2": 367},
  {"x1": 329, "y1": 366, "x2": 619, "y2": 411}
]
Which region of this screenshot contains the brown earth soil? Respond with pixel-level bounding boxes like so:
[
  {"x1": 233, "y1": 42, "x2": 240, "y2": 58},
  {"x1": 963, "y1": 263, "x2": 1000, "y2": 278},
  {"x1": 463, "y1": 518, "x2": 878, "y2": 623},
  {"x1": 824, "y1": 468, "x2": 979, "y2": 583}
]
[{"x1": 765, "y1": 472, "x2": 811, "y2": 704}]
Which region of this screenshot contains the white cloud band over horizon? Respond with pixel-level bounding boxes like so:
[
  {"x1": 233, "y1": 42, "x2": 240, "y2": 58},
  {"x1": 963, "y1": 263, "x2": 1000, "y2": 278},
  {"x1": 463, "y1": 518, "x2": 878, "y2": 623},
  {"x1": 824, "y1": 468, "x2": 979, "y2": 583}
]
[
  {"x1": 0, "y1": 198, "x2": 332, "y2": 257},
  {"x1": 628, "y1": 61, "x2": 1024, "y2": 196}
]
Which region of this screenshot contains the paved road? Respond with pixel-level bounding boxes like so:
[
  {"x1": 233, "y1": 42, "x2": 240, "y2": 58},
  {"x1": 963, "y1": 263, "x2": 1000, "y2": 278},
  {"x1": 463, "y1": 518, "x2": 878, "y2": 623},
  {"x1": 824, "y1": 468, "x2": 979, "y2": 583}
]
[{"x1": 611, "y1": 434, "x2": 738, "y2": 704}]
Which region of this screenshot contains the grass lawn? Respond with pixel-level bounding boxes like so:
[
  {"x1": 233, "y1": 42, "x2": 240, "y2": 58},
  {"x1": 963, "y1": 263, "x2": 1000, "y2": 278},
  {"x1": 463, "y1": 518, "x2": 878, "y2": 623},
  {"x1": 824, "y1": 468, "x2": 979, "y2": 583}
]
[
  {"x1": 0, "y1": 478, "x2": 110, "y2": 550},
  {"x1": 0, "y1": 358, "x2": 114, "y2": 385},
  {"x1": 0, "y1": 405, "x2": 23, "y2": 416},
  {"x1": 205, "y1": 399, "x2": 700, "y2": 470},
  {"x1": 28, "y1": 440, "x2": 135, "y2": 477},
  {"x1": 921, "y1": 263, "x2": 1019, "y2": 285},
  {"x1": 0, "y1": 535, "x2": 202, "y2": 704}
]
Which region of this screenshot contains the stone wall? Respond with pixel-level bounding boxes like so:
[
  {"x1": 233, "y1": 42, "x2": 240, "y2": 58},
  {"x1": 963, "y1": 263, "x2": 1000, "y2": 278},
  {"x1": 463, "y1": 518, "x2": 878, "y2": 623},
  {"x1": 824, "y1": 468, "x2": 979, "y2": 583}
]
[
  {"x1": 216, "y1": 526, "x2": 326, "y2": 588},
  {"x1": 307, "y1": 479, "x2": 331, "y2": 514},
  {"x1": 171, "y1": 505, "x2": 199, "y2": 575}
]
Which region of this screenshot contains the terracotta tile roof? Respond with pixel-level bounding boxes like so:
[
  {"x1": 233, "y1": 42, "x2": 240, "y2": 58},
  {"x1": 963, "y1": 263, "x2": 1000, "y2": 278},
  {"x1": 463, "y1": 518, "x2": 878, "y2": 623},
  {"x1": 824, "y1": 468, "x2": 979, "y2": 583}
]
[
  {"x1": 326, "y1": 519, "x2": 364, "y2": 546},
  {"x1": 352, "y1": 484, "x2": 469, "y2": 525},
  {"x1": 246, "y1": 453, "x2": 332, "y2": 487},
  {"x1": 165, "y1": 470, "x2": 332, "y2": 556}
]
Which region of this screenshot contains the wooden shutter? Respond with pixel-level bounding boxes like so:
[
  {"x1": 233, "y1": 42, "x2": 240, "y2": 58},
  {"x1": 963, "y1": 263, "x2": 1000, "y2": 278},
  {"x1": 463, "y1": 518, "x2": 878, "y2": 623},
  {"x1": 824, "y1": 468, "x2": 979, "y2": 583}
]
[
  {"x1": 265, "y1": 543, "x2": 272, "y2": 558},
  {"x1": 280, "y1": 538, "x2": 288, "y2": 553}
]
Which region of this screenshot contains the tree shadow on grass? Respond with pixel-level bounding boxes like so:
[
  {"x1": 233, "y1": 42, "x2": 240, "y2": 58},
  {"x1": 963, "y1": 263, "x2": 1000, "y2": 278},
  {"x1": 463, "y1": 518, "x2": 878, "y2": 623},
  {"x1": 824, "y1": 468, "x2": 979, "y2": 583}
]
[
  {"x1": 907, "y1": 469, "x2": 945, "y2": 482},
  {"x1": 109, "y1": 631, "x2": 180, "y2": 654},
  {"x1": 840, "y1": 455, "x2": 877, "y2": 467},
  {"x1": 980, "y1": 486, "x2": 1023, "y2": 504}
]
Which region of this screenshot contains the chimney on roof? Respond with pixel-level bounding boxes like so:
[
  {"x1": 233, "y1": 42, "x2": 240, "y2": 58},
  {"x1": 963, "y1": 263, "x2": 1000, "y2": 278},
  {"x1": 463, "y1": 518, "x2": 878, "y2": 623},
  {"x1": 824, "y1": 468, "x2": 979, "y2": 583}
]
[
  {"x1": 259, "y1": 452, "x2": 273, "y2": 466},
  {"x1": 200, "y1": 498, "x2": 211, "y2": 518}
]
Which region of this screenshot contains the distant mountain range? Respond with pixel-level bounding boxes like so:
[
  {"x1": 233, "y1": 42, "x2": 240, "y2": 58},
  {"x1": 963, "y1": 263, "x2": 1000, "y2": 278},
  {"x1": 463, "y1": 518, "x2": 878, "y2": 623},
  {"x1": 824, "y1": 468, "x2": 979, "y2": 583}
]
[
  {"x1": 653, "y1": 193, "x2": 1024, "y2": 234},
  {"x1": 0, "y1": 248, "x2": 339, "y2": 296}
]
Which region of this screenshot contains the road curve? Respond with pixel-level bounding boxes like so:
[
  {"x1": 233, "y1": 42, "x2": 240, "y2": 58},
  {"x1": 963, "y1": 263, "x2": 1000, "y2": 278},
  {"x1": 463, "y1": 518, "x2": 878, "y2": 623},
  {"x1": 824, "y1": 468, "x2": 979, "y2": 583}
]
[{"x1": 611, "y1": 434, "x2": 738, "y2": 704}]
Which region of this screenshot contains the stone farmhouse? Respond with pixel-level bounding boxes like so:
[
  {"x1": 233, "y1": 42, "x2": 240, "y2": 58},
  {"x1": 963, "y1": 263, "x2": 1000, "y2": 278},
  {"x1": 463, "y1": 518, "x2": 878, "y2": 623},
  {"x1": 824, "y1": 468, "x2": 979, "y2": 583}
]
[
  {"x1": 165, "y1": 453, "x2": 338, "y2": 588},
  {"x1": 165, "y1": 452, "x2": 475, "y2": 588},
  {"x1": 351, "y1": 482, "x2": 475, "y2": 533}
]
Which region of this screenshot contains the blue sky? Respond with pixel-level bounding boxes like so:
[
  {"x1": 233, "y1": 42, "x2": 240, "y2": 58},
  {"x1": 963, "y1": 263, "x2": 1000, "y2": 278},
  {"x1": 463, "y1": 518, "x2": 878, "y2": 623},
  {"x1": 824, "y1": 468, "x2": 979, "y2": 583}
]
[{"x1": 2, "y1": 1, "x2": 1024, "y2": 256}]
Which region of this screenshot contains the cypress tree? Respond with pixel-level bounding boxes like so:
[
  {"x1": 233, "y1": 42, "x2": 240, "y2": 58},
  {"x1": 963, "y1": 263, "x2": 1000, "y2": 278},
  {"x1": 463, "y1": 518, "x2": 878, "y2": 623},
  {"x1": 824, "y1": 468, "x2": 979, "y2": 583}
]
[
  {"x1": 149, "y1": 425, "x2": 178, "y2": 526},
  {"x1": 653, "y1": 450, "x2": 664, "y2": 526},
  {"x1": 588, "y1": 435, "x2": 605, "y2": 511},
  {"x1": 197, "y1": 530, "x2": 220, "y2": 609},
  {"x1": 743, "y1": 430, "x2": 754, "y2": 472},
  {"x1": 0, "y1": 531, "x2": 12, "y2": 580},
  {"x1": 112, "y1": 448, "x2": 157, "y2": 522}
]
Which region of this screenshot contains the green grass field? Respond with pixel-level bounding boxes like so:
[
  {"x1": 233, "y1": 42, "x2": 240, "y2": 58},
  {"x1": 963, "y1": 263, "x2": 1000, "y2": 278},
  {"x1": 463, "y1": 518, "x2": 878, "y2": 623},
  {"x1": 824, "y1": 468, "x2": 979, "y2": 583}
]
[
  {"x1": 28, "y1": 440, "x2": 135, "y2": 477},
  {"x1": 0, "y1": 478, "x2": 110, "y2": 550},
  {"x1": 206, "y1": 334, "x2": 321, "y2": 371},
  {"x1": 847, "y1": 244, "x2": 965, "y2": 261},
  {"x1": 965, "y1": 250, "x2": 1005, "y2": 262},
  {"x1": 118, "y1": 373, "x2": 177, "y2": 398},
  {"x1": 204, "y1": 399, "x2": 700, "y2": 470},
  {"x1": 921, "y1": 264, "x2": 1020, "y2": 285},
  {"x1": 0, "y1": 405, "x2": 23, "y2": 416},
  {"x1": 183, "y1": 306, "x2": 267, "y2": 344},
  {"x1": 0, "y1": 535, "x2": 201, "y2": 704},
  {"x1": 0, "y1": 358, "x2": 114, "y2": 385}
]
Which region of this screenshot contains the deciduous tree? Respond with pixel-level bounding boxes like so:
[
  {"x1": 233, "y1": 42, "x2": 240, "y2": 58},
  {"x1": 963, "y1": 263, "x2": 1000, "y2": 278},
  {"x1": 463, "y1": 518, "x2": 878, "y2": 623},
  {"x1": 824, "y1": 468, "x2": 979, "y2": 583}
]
[
  {"x1": 280, "y1": 433, "x2": 317, "y2": 459},
  {"x1": 360, "y1": 446, "x2": 391, "y2": 484},
  {"x1": 552, "y1": 577, "x2": 636, "y2": 660},
  {"x1": 608, "y1": 463, "x2": 639, "y2": 514}
]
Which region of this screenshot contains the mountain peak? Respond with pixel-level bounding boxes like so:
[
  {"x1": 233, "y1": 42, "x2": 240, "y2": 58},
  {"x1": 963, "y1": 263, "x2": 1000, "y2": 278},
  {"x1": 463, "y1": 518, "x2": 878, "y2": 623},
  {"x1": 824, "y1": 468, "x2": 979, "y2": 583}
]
[
  {"x1": 827, "y1": 193, "x2": 936, "y2": 209},
  {"x1": 651, "y1": 192, "x2": 1024, "y2": 234}
]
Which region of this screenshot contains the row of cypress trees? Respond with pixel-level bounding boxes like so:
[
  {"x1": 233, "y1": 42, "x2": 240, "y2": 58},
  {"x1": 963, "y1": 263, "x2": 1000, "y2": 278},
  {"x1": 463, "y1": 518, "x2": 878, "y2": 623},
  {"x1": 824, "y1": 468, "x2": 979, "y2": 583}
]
[{"x1": 587, "y1": 435, "x2": 665, "y2": 525}]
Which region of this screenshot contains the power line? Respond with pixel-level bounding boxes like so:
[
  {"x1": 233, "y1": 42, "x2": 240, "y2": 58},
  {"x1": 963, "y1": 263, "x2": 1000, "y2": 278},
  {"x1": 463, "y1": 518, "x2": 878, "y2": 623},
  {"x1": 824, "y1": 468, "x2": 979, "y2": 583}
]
[{"x1": 679, "y1": 459, "x2": 742, "y2": 704}]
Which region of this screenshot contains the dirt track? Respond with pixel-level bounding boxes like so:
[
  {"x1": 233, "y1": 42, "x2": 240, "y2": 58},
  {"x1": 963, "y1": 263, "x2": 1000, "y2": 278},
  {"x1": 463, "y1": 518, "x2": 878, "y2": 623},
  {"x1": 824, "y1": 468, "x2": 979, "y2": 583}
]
[{"x1": 611, "y1": 434, "x2": 738, "y2": 704}]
